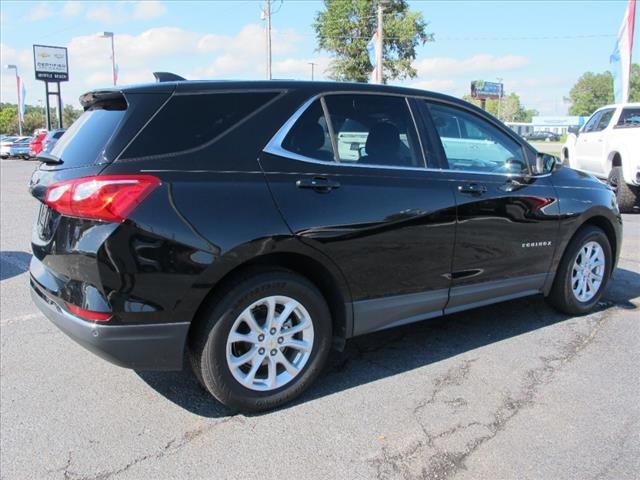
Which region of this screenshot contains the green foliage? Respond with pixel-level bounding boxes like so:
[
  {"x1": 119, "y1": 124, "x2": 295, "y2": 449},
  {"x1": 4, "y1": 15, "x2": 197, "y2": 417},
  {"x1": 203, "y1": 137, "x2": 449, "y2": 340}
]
[
  {"x1": 462, "y1": 92, "x2": 537, "y2": 123},
  {"x1": 0, "y1": 102, "x2": 83, "y2": 135},
  {"x1": 0, "y1": 106, "x2": 19, "y2": 135},
  {"x1": 568, "y1": 71, "x2": 614, "y2": 116},
  {"x1": 630, "y1": 63, "x2": 640, "y2": 102},
  {"x1": 313, "y1": 0, "x2": 433, "y2": 83}
]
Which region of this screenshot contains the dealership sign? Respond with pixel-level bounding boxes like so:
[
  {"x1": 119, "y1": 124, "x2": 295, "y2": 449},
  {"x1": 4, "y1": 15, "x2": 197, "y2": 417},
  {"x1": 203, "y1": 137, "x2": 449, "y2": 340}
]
[
  {"x1": 33, "y1": 45, "x2": 69, "y2": 82},
  {"x1": 470, "y1": 80, "x2": 503, "y2": 99}
]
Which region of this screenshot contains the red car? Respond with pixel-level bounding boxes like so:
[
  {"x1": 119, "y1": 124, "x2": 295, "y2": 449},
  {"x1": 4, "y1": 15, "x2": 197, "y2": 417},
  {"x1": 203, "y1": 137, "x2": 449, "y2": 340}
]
[{"x1": 29, "y1": 131, "x2": 48, "y2": 157}]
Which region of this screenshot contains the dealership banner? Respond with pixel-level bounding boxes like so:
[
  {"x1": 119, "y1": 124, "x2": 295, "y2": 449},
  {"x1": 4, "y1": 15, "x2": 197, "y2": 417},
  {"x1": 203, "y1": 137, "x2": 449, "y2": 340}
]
[{"x1": 610, "y1": 0, "x2": 636, "y2": 103}]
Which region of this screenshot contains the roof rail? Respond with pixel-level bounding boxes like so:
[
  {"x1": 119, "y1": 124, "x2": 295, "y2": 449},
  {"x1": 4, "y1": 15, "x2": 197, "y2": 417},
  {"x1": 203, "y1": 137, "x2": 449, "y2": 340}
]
[{"x1": 153, "y1": 72, "x2": 186, "y2": 83}]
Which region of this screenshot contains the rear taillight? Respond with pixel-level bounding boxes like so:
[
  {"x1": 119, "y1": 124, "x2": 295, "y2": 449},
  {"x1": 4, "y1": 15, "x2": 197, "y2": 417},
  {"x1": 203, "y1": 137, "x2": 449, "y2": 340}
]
[
  {"x1": 66, "y1": 303, "x2": 111, "y2": 322},
  {"x1": 45, "y1": 175, "x2": 161, "y2": 223}
]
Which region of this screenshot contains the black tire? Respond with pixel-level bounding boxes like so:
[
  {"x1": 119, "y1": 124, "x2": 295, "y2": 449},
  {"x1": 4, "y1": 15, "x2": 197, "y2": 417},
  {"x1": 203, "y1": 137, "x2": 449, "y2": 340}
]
[
  {"x1": 189, "y1": 269, "x2": 332, "y2": 412},
  {"x1": 608, "y1": 166, "x2": 638, "y2": 213},
  {"x1": 547, "y1": 226, "x2": 612, "y2": 315}
]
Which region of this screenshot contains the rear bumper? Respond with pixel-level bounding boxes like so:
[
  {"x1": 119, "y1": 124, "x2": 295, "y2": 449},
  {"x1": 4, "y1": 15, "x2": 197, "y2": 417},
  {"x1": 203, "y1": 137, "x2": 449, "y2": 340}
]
[{"x1": 30, "y1": 278, "x2": 189, "y2": 371}]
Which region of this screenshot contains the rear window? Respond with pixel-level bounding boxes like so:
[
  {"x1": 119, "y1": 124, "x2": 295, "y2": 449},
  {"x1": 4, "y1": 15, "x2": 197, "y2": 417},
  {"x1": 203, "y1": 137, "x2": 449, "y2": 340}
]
[
  {"x1": 50, "y1": 108, "x2": 125, "y2": 168},
  {"x1": 121, "y1": 91, "x2": 280, "y2": 158},
  {"x1": 615, "y1": 107, "x2": 640, "y2": 128}
]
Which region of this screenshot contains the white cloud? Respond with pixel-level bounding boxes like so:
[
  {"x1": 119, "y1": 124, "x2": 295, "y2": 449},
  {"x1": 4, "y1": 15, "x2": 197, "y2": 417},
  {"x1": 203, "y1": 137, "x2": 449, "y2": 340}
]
[
  {"x1": 415, "y1": 54, "x2": 530, "y2": 77},
  {"x1": 27, "y1": 2, "x2": 53, "y2": 21},
  {"x1": 133, "y1": 1, "x2": 167, "y2": 20},
  {"x1": 272, "y1": 57, "x2": 331, "y2": 80},
  {"x1": 86, "y1": 5, "x2": 121, "y2": 24},
  {"x1": 62, "y1": 1, "x2": 83, "y2": 17}
]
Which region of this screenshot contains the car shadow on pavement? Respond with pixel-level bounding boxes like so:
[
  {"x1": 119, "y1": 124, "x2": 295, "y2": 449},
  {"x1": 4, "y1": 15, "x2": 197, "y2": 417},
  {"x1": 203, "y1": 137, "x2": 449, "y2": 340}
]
[
  {"x1": 135, "y1": 267, "x2": 639, "y2": 418},
  {"x1": 0, "y1": 251, "x2": 31, "y2": 281}
]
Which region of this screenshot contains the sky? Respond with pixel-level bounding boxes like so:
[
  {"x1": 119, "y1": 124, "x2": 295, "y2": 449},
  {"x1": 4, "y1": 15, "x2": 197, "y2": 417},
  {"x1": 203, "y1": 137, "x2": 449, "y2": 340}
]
[{"x1": 0, "y1": 0, "x2": 637, "y2": 115}]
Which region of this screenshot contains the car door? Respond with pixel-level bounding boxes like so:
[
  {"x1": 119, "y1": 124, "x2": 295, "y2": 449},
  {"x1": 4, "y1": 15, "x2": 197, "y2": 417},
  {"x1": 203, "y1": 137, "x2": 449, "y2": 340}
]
[
  {"x1": 573, "y1": 110, "x2": 605, "y2": 173},
  {"x1": 261, "y1": 92, "x2": 457, "y2": 336},
  {"x1": 580, "y1": 108, "x2": 615, "y2": 175},
  {"x1": 421, "y1": 100, "x2": 561, "y2": 313}
]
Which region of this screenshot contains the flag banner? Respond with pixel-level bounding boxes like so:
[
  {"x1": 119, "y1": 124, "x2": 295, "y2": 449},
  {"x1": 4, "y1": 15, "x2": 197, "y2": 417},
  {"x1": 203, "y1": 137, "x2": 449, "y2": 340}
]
[
  {"x1": 114, "y1": 63, "x2": 119, "y2": 85},
  {"x1": 610, "y1": 0, "x2": 636, "y2": 103}
]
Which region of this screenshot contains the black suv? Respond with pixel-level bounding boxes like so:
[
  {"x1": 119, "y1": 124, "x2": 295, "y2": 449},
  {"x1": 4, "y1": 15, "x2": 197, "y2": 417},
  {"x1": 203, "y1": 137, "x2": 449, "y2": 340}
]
[{"x1": 29, "y1": 78, "x2": 622, "y2": 411}]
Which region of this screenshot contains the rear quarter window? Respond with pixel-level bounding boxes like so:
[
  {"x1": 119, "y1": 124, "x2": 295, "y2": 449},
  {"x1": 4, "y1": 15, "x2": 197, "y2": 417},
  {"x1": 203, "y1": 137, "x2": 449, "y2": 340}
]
[{"x1": 121, "y1": 91, "x2": 280, "y2": 159}]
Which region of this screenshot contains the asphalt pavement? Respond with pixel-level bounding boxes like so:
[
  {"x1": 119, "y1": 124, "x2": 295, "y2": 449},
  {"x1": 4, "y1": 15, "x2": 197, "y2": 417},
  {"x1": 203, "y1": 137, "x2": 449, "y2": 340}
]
[{"x1": 1, "y1": 158, "x2": 638, "y2": 480}]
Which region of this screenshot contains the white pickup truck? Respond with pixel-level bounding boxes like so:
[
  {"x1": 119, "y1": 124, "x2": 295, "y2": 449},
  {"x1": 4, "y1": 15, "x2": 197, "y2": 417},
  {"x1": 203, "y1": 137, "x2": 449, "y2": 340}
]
[{"x1": 562, "y1": 103, "x2": 640, "y2": 212}]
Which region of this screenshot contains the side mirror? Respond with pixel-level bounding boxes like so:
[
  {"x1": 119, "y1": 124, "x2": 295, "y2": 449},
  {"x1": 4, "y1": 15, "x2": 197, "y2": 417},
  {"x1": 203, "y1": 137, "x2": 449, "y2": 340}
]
[
  {"x1": 533, "y1": 153, "x2": 559, "y2": 175},
  {"x1": 567, "y1": 126, "x2": 579, "y2": 135}
]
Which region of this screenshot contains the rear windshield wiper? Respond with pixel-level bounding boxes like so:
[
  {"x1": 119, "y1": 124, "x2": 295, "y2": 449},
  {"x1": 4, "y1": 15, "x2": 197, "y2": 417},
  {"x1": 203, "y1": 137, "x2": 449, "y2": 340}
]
[{"x1": 36, "y1": 152, "x2": 63, "y2": 165}]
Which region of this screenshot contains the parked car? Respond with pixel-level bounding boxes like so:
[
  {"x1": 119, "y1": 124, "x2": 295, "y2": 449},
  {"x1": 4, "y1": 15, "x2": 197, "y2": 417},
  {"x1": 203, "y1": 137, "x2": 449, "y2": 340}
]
[
  {"x1": 29, "y1": 78, "x2": 622, "y2": 412},
  {"x1": 562, "y1": 103, "x2": 640, "y2": 212},
  {"x1": 40, "y1": 129, "x2": 66, "y2": 154},
  {"x1": 1, "y1": 136, "x2": 19, "y2": 159},
  {"x1": 525, "y1": 130, "x2": 561, "y2": 142},
  {"x1": 8, "y1": 137, "x2": 33, "y2": 159},
  {"x1": 29, "y1": 131, "x2": 48, "y2": 158}
]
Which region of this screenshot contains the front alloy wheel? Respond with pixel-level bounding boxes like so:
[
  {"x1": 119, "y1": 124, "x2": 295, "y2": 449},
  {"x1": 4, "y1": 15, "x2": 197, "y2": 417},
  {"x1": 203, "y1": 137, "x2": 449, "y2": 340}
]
[{"x1": 547, "y1": 226, "x2": 612, "y2": 315}]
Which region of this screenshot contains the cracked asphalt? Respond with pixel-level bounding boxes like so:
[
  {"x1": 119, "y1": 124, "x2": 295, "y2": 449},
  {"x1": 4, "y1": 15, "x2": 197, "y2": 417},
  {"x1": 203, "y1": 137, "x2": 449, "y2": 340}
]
[{"x1": 1, "y1": 158, "x2": 639, "y2": 480}]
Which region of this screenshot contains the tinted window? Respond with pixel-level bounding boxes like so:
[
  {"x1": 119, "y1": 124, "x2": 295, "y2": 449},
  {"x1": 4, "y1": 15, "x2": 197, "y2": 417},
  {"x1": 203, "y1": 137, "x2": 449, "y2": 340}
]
[
  {"x1": 50, "y1": 107, "x2": 125, "y2": 168},
  {"x1": 593, "y1": 109, "x2": 615, "y2": 131},
  {"x1": 616, "y1": 107, "x2": 640, "y2": 127},
  {"x1": 281, "y1": 100, "x2": 334, "y2": 161},
  {"x1": 324, "y1": 94, "x2": 423, "y2": 168},
  {"x1": 583, "y1": 111, "x2": 603, "y2": 132},
  {"x1": 428, "y1": 102, "x2": 526, "y2": 174},
  {"x1": 124, "y1": 91, "x2": 279, "y2": 158}
]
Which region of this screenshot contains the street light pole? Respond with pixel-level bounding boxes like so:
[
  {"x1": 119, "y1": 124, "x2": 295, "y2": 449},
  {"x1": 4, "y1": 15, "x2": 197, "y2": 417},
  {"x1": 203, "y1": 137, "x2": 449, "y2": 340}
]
[
  {"x1": 99, "y1": 32, "x2": 116, "y2": 85},
  {"x1": 308, "y1": 62, "x2": 317, "y2": 80},
  {"x1": 263, "y1": 0, "x2": 272, "y2": 80},
  {"x1": 6, "y1": 64, "x2": 23, "y2": 135},
  {"x1": 496, "y1": 77, "x2": 503, "y2": 121}
]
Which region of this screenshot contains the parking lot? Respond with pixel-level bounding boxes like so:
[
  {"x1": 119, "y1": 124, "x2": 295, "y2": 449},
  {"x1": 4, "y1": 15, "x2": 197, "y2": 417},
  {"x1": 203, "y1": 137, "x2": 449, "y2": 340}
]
[{"x1": 1, "y1": 157, "x2": 638, "y2": 480}]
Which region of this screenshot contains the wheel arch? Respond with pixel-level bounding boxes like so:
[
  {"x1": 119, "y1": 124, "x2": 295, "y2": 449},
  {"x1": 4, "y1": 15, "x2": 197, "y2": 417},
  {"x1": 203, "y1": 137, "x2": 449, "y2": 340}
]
[{"x1": 187, "y1": 249, "x2": 353, "y2": 351}]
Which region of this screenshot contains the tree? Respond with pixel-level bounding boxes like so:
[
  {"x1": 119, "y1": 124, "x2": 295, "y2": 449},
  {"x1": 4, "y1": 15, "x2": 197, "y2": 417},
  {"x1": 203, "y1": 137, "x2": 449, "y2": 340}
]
[
  {"x1": 630, "y1": 63, "x2": 640, "y2": 102},
  {"x1": 313, "y1": 0, "x2": 433, "y2": 83},
  {"x1": 0, "y1": 106, "x2": 19, "y2": 135},
  {"x1": 567, "y1": 71, "x2": 614, "y2": 116},
  {"x1": 462, "y1": 92, "x2": 537, "y2": 123},
  {"x1": 63, "y1": 104, "x2": 82, "y2": 127}
]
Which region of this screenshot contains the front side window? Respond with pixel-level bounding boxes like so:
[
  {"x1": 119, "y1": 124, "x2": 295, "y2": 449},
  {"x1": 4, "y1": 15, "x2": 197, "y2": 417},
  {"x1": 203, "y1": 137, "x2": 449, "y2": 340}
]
[
  {"x1": 427, "y1": 102, "x2": 526, "y2": 174},
  {"x1": 582, "y1": 111, "x2": 603, "y2": 132},
  {"x1": 593, "y1": 109, "x2": 615, "y2": 131},
  {"x1": 324, "y1": 94, "x2": 423, "y2": 168}
]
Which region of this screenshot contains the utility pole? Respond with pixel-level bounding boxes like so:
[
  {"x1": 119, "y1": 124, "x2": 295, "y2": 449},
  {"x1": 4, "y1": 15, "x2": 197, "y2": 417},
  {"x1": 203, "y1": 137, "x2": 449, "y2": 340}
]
[
  {"x1": 376, "y1": 3, "x2": 384, "y2": 84},
  {"x1": 264, "y1": 0, "x2": 272, "y2": 80},
  {"x1": 496, "y1": 77, "x2": 503, "y2": 120},
  {"x1": 308, "y1": 62, "x2": 316, "y2": 80}
]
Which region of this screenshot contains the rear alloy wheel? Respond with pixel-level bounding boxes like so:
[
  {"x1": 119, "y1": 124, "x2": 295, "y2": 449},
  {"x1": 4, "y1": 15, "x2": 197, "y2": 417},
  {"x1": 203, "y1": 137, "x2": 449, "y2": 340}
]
[
  {"x1": 547, "y1": 226, "x2": 612, "y2": 315},
  {"x1": 190, "y1": 270, "x2": 332, "y2": 412},
  {"x1": 608, "y1": 166, "x2": 638, "y2": 213}
]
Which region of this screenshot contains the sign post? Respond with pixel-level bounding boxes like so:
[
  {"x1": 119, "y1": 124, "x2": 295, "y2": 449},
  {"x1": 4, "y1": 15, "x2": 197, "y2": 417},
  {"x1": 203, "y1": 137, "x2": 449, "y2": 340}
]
[
  {"x1": 470, "y1": 80, "x2": 504, "y2": 111},
  {"x1": 33, "y1": 44, "x2": 69, "y2": 130}
]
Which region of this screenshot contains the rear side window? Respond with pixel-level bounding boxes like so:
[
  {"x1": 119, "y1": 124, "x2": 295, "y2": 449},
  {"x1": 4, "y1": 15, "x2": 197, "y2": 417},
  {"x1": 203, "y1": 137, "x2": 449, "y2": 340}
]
[
  {"x1": 325, "y1": 94, "x2": 423, "y2": 168},
  {"x1": 123, "y1": 91, "x2": 279, "y2": 158},
  {"x1": 281, "y1": 100, "x2": 334, "y2": 161},
  {"x1": 616, "y1": 107, "x2": 640, "y2": 128},
  {"x1": 50, "y1": 108, "x2": 125, "y2": 168}
]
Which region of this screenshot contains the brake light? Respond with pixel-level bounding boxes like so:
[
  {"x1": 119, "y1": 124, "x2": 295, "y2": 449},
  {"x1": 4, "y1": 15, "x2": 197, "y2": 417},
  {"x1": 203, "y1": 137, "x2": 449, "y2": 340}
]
[
  {"x1": 66, "y1": 303, "x2": 111, "y2": 322},
  {"x1": 45, "y1": 175, "x2": 161, "y2": 223}
]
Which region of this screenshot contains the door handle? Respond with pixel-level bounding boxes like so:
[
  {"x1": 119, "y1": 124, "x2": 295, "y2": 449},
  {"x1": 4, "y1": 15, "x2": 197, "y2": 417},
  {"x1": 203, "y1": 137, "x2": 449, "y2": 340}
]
[
  {"x1": 296, "y1": 177, "x2": 341, "y2": 192},
  {"x1": 458, "y1": 183, "x2": 488, "y2": 195}
]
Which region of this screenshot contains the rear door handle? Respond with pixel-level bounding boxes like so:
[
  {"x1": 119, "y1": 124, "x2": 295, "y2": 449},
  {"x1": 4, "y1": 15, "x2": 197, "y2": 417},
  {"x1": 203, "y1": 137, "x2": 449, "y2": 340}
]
[
  {"x1": 296, "y1": 177, "x2": 341, "y2": 192},
  {"x1": 458, "y1": 183, "x2": 488, "y2": 195}
]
